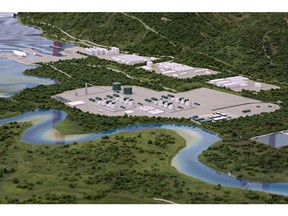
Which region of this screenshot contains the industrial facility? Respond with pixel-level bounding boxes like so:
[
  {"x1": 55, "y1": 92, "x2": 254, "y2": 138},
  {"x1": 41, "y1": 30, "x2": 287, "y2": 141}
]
[
  {"x1": 208, "y1": 76, "x2": 280, "y2": 92},
  {"x1": 85, "y1": 46, "x2": 120, "y2": 55},
  {"x1": 84, "y1": 46, "x2": 154, "y2": 65},
  {"x1": 141, "y1": 61, "x2": 219, "y2": 78},
  {"x1": 53, "y1": 83, "x2": 279, "y2": 123},
  {"x1": 0, "y1": 47, "x2": 86, "y2": 65}
]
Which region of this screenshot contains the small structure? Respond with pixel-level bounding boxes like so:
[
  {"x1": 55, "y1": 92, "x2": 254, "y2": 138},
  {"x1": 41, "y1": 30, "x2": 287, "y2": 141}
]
[
  {"x1": 112, "y1": 82, "x2": 122, "y2": 91},
  {"x1": 13, "y1": 50, "x2": 27, "y2": 57},
  {"x1": 123, "y1": 86, "x2": 133, "y2": 95},
  {"x1": 147, "y1": 61, "x2": 153, "y2": 68}
]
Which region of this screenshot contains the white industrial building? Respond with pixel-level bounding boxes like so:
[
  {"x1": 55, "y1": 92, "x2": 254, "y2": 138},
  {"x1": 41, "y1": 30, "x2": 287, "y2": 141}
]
[
  {"x1": 140, "y1": 61, "x2": 218, "y2": 79},
  {"x1": 13, "y1": 50, "x2": 27, "y2": 57},
  {"x1": 208, "y1": 76, "x2": 280, "y2": 92},
  {"x1": 209, "y1": 76, "x2": 249, "y2": 88},
  {"x1": 85, "y1": 46, "x2": 120, "y2": 56},
  {"x1": 111, "y1": 54, "x2": 150, "y2": 65}
]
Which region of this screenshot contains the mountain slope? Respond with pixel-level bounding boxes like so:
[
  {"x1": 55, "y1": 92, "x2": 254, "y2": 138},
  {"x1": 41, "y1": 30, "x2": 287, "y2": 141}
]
[{"x1": 19, "y1": 12, "x2": 288, "y2": 82}]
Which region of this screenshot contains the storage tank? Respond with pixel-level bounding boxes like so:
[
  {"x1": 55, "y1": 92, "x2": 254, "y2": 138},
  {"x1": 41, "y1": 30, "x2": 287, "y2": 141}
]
[
  {"x1": 111, "y1": 105, "x2": 116, "y2": 110},
  {"x1": 255, "y1": 82, "x2": 262, "y2": 88},
  {"x1": 147, "y1": 61, "x2": 153, "y2": 68},
  {"x1": 123, "y1": 86, "x2": 133, "y2": 95},
  {"x1": 168, "y1": 105, "x2": 174, "y2": 110},
  {"x1": 175, "y1": 97, "x2": 180, "y2": 103},
  {"x1": 185, "y1": 101, "x2": 191, "y2": 106},
  {"x1": 112, "y1": 82, "x2": 122, "y2": 91}
]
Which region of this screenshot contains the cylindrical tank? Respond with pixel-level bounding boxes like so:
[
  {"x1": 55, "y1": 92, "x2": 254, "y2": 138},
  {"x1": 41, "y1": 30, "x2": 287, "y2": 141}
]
[
  {"x1": 185, "y1": 101, "x2": 191, "y2": 106},
  {"x1": 181, "y1": 99, "x2": 185, "y2": 104},
  {"x1": 170, "y1": 98, "x2": 175, "y2": 102},
  {"x1": 168, "y1": 105, "x2": 174, "y2": 110},
  {"x1": 147, "y1": 61, "x2": 153, "y2": 68},
  {"x1": 154, "y1": 101, "x2": 158, "y2": 105},
  {"x1": 112, "y1": 82, "x2": 122, "y2": 91},
  {"x1": 97, "y1": 101, "x2": 101, "y2": 105},
  {"x1": 111, "y1": 105, "x2": 116, "y2": 110},
  {"x1": 123, "y1": 86, "x2": 133, "y2": 95},
  {"x1": 115, "y1": 98, "x2": 119, "y2": 101},
  {"x1": 175, "y1": 97, "x2": 180, "y2": 103}
]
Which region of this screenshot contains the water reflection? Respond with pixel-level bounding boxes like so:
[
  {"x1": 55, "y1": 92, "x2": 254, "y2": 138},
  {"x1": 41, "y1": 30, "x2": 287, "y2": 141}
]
[
  {"x1": 0, "y1": 14, "x2": 76, "y2": 97},
  {"x1": 0, "y1": 109, "x2": 287, "y2": 196}
]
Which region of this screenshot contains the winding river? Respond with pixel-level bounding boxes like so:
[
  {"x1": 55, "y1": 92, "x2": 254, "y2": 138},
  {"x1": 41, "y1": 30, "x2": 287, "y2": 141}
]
[
  {"x1": 1, "y1": 109, "x2": 288, "y2": 196},
  {"x1": 1, "y1": 12, "x2": 288, "y2": 198}
]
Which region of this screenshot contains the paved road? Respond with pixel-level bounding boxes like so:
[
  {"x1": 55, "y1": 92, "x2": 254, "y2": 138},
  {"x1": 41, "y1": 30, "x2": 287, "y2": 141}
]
[{"x1": 153, "y1": 197, "x2": 178, "y2": 204}]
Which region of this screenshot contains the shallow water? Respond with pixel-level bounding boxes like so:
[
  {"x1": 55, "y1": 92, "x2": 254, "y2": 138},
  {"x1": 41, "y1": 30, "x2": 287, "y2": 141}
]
[
  {"x1": 0, "y1": 58, "x2": 55, "y2": 97},
  {"x1": 1, "y1": 109, "x2": 288, "y2": 196},
  {"x1": 0, "y1": 13, "x2": 73, "y2": 97}
]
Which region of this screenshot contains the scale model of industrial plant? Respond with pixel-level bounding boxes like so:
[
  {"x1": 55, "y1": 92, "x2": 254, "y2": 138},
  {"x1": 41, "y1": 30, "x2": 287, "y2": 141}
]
[{"x1": 0, "y1": 12, "x2": 287, "y2": 204}]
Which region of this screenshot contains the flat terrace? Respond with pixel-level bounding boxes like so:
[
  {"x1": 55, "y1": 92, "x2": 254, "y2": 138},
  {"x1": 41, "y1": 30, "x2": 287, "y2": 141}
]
[
  {"x1": 95, "y1": 54, "x2": 155, "y2": 65},
  {"x1": 54, "y1": 86, "x2": 279, "y2": 122},
  {"x1": 208, "y1": 76, "x2": 280, "y2": 92},
  {"x1": 0, "y1": 47, "x2": 86, "y2": 65},
  {"x1": 141, "y1": 61, "x2": 219, "y2": 79}
]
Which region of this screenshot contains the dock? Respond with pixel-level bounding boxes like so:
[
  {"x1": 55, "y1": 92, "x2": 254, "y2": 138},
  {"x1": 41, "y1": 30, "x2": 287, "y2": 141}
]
[{"x1": 0, "y1": 46, "x2": 87, "y2": 66}]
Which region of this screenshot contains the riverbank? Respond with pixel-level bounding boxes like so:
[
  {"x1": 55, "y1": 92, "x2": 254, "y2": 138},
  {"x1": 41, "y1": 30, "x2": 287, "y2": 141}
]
[{"x1": 0, "y1": 121, "x2": 285, "y2": 204}]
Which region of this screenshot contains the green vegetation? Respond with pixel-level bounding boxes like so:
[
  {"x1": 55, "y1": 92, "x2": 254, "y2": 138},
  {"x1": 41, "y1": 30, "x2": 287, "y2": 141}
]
[
  {"x1": 0, "y1": 12, "x2": 287, "y2": 202},
  {"x1": 199, "y1": 140, "x2": 288, "y2": 182},
  {"x1": 19, "y1": 12, "x2": 288, "y2": 83},
  {"x1": 1, "y1": 123, "x2": 287, "y2": 204},
  {"x1": 0, "y1": 51, "x2": 287, "y2": 186}
]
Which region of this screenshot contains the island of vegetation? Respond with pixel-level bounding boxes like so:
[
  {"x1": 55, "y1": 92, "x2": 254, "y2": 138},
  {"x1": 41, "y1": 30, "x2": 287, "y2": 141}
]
[{"x1": 0, "y1": 12, "x2": 287, "y2": 203}]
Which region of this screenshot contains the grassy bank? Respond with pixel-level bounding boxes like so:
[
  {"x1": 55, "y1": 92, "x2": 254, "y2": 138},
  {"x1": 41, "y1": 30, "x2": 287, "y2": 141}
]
[
  {"x1": 1, "y1": 123, "x2": 288, "y2": 204},
  {"x1": 199, "y1": 140, "x2": 288, "y2": 182}
]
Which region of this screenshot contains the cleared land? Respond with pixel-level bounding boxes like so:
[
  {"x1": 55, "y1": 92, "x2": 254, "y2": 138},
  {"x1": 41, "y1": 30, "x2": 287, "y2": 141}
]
[
  {"x1": 93, "y1": 53, "x2": 154, "y2": 65},
  {"x1": 142, "y1": 61, "x2": 219, "y2": 79},
  {"x1": 208, "y1": 76, "x2": 280, "y2": 92},
  {"x1": 54, "y1": 86, "x2": 279, "y2": 121},
  {"x1": 0, "y1": 47, "x2": 86, "y2": 65}
]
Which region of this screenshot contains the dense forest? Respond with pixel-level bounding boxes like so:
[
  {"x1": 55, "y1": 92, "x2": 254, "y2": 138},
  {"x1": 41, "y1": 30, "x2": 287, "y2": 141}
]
[
  {"x1": 0, "y1": 12, "x2": 288, "y2": 203},
  {"x1": 0, "y1": 53, "x2": 287, "y2": 185},
  {"x1": 19, "y1": 12, "x2": 288, "y2": 82},
  {"x1": 2, "y1": 123, "x2": 287, "y2": 204}
]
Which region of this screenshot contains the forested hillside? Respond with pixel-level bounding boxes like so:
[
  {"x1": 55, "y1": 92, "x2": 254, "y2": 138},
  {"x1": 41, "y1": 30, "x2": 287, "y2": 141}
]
[{"x1": 20, "y1": 12, "x2": 288, "y2": 82}]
